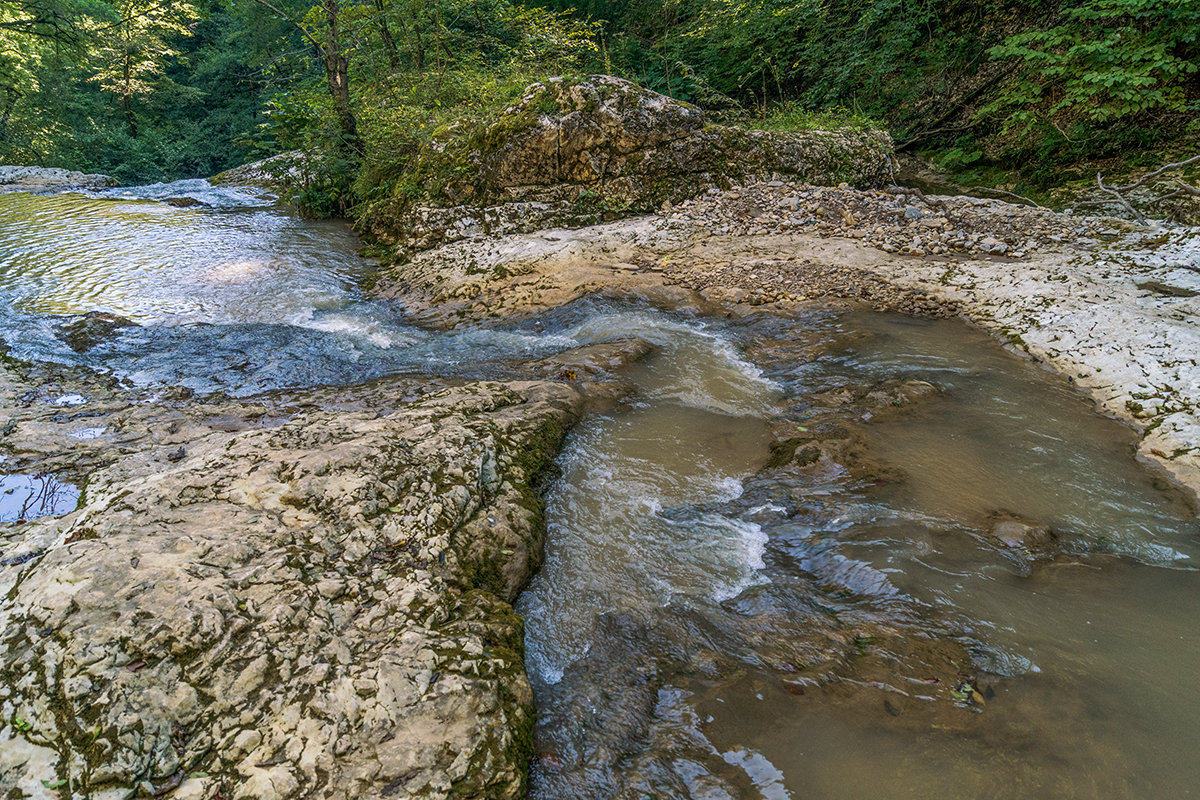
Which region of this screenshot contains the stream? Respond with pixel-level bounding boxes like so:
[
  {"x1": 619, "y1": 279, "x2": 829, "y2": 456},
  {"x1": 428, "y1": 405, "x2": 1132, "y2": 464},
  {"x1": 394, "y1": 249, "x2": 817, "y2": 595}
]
[{"x1": 3, "y1": 185, "x2": 1199, "y2": 799}]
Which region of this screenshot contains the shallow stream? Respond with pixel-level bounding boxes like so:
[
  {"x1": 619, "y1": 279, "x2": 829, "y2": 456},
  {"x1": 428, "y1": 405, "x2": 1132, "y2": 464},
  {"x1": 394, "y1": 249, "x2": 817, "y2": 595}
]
[{"x1": 2, "y1": 185, "x2": 1198, "y2": 798}]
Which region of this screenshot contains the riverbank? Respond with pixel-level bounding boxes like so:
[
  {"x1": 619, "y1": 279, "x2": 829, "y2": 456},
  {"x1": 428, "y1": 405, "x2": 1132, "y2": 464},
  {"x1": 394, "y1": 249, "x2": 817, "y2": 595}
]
[
  {"x1": 0, "y1": 336, "x2": 669, "y2": 799},
  {"x1": 372, "y1": 179, "x2": 1200, "y2": 504},
  {"x1": 0, "y1": 167, "x2": 1197, "y2": 798}
]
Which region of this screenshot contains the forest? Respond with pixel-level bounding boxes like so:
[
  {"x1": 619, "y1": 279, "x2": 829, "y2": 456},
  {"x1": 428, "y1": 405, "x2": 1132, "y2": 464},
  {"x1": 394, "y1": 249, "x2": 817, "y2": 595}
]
[{"x1": 1, "y1": 0, "x2": 1197, "y2": 209}]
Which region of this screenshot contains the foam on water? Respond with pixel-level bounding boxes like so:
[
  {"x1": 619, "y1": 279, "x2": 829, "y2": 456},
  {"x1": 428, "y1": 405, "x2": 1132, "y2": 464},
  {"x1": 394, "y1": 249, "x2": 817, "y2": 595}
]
[
  {"x1": 560, "y1": 310, "x2": 781, "y2": 415},
  {"x1": 95, "y1": 178, "x2": 275, "y2": 209},
  {"x1": 518, "y1": 318, "x2": 777, "y2": 687}
]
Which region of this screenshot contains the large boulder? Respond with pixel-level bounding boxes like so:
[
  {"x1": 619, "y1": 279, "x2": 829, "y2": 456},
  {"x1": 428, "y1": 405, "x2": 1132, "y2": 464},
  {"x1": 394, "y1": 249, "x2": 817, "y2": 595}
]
[
  {"x1": 212, "y1": 151, "x2": 309, "y2": 190},
  {"x1": 363, "y1": 75, "x2": 894, "y2": 254},
  {"x1": 0, "y1": 166, "x2": 116, "y2": 193}
]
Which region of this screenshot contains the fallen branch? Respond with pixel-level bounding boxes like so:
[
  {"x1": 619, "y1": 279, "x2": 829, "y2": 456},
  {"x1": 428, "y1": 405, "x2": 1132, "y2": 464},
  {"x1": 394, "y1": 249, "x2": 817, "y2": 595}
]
[
  {"x1": 1092, "y1": 155, "x2": 1200, "y2": 222},
  {"x1": 1110, "y1": 154, "x2": 1200, "y2": 192},
  {"x1": 1096, "y1": 172, "x2": 1146, "y2": 224},
  {"x1": 966, "y1": 186, "x2": 1044, "y2": 208},
  {"x1": 1172, "y1": 178, "x2": 1200, "y2": 197}
]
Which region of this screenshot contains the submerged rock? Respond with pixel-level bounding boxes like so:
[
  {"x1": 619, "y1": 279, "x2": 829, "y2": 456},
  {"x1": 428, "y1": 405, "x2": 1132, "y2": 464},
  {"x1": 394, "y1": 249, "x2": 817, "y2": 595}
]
[
  {"x1": 984, "y1": 511, "x2": 1058, "y2": 559},
  {"x1": 163, "y1": 196, "x2": 205, "y2": 208},
  {"x1": 55, "y1": 311, "x2": 138, "y2": 352}
]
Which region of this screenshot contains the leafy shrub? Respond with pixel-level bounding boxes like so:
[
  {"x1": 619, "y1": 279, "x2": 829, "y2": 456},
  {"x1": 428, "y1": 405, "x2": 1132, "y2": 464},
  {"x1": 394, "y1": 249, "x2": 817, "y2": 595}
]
[{"x1": 985, "y1": 0, "x2": 1200, "y2": 125}]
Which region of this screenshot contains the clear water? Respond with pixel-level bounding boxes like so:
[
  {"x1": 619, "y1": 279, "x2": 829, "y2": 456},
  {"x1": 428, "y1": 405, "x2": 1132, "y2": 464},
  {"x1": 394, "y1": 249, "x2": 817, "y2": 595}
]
[
  {"x1": 0, "y1": 473, "x2": 79, "y2": 525},
  {"x1": 2, "y1": 184, "x2": 1199, "y2": 799},
  {"x1": 0, "y1": 187, "x2": 580, "y2": 394}
]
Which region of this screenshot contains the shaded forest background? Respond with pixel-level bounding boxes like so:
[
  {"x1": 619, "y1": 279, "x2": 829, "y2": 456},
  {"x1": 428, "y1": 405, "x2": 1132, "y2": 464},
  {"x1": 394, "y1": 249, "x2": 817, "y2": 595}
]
[{"x1": 1, "y1": 0, "x2": 1197, "y2": 207}]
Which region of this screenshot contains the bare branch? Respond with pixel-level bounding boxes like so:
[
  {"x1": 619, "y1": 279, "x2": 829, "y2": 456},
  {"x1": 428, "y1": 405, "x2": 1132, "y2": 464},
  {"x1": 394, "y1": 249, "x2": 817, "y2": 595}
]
[
  {"x1": 1171, "y1": 178, "x2": 1200, "y2": 198},
  {"x1": 1088, "y1": 157, "x2": 1200, "y2": 222},
  {"x1": 1096, "y1": 171, "x2": 1146, "y2": 224},
  {"x1": 966, "y1": 185, "x2": 1044, "y2": 208},
  {"x1": 1110, "y1": 154, "x2": 1200, "y2": 192}
]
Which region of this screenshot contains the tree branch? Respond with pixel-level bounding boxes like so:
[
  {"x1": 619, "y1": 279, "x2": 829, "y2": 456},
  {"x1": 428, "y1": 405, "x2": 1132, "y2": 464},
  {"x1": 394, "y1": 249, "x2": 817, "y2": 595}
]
[
  {"x1": 247, "y1": 0, "x2": 324, "y2": 52},
  {"x1": 1088, "y1": 156, "x2": 1200, "y2": 222},
  {"x1": 966, "y1": 185, "x2": 1044, "y2": 208},
  {"x1": 1110, "y1": 155, "x2": 1200, "y2": 192},
  {"x1": 1096, "y1": 171, "x2": 1146, "y2": 224}
]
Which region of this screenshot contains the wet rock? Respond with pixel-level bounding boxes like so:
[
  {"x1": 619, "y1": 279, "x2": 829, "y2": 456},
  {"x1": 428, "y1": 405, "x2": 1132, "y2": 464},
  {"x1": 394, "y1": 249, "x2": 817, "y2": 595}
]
[
  {"x1": 163, "y1": 196, "x2": 205, "y2": 208},
  {"x1": 55, "y1": 311, "x2": 138, "y2": 353},
  {"x1": 863, "y1": 379, "x2": 940, "y2": 414},
  {"x1": 984, "y1": 511, "x2": 1058, "y2": 558},
  {"x1": 526, "y1": 337, "x2": 654, "y2": 380}
]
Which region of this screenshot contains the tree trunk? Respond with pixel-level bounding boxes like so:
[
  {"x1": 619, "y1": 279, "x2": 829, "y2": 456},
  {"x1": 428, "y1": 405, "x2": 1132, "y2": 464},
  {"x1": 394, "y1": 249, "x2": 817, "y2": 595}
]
[
  {"x1": 122, "y1": 57, "x2": 137, "y2": 138},
  {"x1": 322, "y1": 0, "x2": 358, "y2": 152},
  {"x1": 0, "y1": 86, "x2": 21, "y2": 141},
  {"x1": 373, "y1": 0, "x2": 399, "y2": 68},
  {"x1": 401, "y1": 8, "x2": 426, "y2": 70}
]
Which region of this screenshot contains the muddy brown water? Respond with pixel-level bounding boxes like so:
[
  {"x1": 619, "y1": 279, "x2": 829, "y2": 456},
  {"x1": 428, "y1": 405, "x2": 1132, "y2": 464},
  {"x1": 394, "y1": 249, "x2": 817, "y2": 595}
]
[
  {"x1": 2, "y1": 186, "x2": 1199, "y2": 798},
  {"x1": 518, "y1": 309, "x2": 1200, "y2": 799}
]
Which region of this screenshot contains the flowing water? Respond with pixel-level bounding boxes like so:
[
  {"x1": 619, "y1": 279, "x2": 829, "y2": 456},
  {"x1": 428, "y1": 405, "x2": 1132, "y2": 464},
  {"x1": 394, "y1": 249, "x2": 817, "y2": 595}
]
[
  {"x1": 2, "y1": 184, "x2": 1199, "y2": 798},
  {"x1": 0, "y1": 186, "x2": 578, "y2": 394}
]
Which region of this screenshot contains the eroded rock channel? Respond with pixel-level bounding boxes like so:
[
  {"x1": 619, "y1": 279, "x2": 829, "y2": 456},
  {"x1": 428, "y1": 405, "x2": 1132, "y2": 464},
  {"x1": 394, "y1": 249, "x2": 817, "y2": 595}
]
[{"x1": 3, "y1": 79, "x2": 1200, "y2": 800}]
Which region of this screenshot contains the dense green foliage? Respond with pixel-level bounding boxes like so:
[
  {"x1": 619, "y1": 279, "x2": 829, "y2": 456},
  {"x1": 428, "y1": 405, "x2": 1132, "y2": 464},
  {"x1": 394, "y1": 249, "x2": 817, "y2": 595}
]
[
  {"x1": 1, "y1": 0, "x2": 269, "y2": 181},
  {"x1": 1, "y1": 0, "x2": 1196, "y2": 193},
  {"x1": 540, "y1": 0, "x2": 1199, "y2": 173}
]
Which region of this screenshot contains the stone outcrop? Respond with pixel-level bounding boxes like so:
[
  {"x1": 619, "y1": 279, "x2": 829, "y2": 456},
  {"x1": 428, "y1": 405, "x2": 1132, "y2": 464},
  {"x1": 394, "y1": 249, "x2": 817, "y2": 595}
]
[
  {"x1": 0, "y1": 351, "x2": 589, "y2": 799},
  {"x1": 362, "y1": 75, "x2": 894, "y2": 255},
  {"x1": 0, "y1": 166, "x2": 117, "y2": 193},
  {"x1": 212, "y1": 151, "x2": 309, "y2": 190}
]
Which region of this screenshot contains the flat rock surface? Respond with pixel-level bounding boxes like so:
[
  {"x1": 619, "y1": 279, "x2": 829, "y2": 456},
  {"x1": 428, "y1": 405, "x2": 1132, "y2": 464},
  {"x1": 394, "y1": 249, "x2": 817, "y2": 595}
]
[
  {"x1": 0, "y1": 166, "x2": 116, "y2": 192},
  {"x1": 0, "y1": 354, "x2": 586, "y2": 800}
]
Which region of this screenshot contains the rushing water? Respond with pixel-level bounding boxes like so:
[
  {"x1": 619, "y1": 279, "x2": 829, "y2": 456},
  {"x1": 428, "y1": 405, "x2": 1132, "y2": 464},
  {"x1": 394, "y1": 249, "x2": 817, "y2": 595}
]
[
  {"x1": 2, "y1": 184, "x2": 1199, "y2": 798},
  {"x1": 519, "y1": 309, "x2": 1200, "y2": 800},
  {"x1": 0, "y1": 187, "x2": 582, "y2": 394}
]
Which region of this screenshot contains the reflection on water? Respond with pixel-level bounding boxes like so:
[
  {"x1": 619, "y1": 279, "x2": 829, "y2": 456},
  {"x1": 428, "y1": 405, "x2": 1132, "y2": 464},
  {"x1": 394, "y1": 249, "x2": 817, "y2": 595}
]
[
  {"x1": 0, "y1": 473, "x2": 80, "y2": 523},
  {"x1": 0, "y1": 187, "x2": 368, "y2": 325},
  {"x1": 0, "y1": 187, "x2": 578, "y2": 394}
]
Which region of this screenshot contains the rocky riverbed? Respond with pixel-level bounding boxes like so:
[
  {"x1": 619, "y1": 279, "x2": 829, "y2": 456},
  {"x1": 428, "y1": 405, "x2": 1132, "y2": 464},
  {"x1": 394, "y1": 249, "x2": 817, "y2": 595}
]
[
  {"x1": 373, "y1": 179, "x2": 1200, "y2": 503},
  {"x1": 2, "y1": 74, "x2": 1198, "y2": 800},
  {"x1": 0, "y1": 338, "x2": 667, "y2": 799}
]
